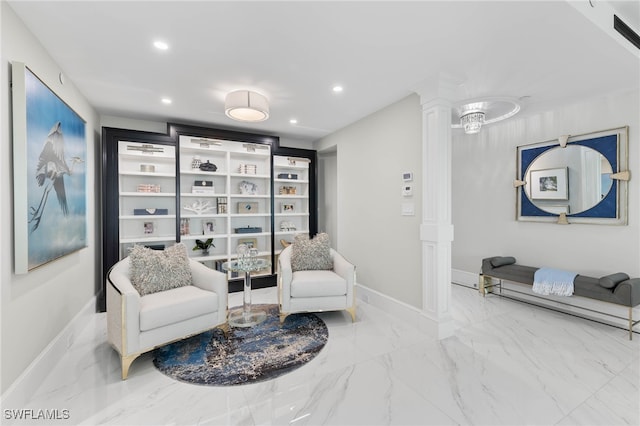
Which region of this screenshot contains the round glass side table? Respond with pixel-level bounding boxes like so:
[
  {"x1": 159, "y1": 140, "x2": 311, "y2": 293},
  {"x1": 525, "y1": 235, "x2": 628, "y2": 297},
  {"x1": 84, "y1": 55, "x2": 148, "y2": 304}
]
[{"x1": 222, "y1": 258, "x2": 271, "y2": 327}]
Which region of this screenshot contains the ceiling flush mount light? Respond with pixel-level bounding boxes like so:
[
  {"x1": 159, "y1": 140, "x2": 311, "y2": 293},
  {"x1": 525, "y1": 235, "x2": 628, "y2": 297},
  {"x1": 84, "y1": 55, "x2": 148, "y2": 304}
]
[
  {"x1": 460, "y1": 111, "x2": 485, "y2": 134},
  {"x1": 332, "y1": 85, "x2": 343, "y2": 93},
  {"x1": 452, "y1": 97, "x2": 521, "y2": 135},
  {"x1": 225, "y1": 90, "x2": 269, "y2": 122},
  {"x1": 153, "y1": 40, "x2": 169, "y2": 50},
  {"x1": 161, "y1": 97, "x2": 172, "y2": 105}
]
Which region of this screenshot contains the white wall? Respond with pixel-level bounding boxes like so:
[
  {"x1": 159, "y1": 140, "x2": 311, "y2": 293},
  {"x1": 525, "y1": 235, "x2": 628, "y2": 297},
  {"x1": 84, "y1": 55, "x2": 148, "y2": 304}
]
[
  {"x1": 1, "y1": 3, "x2": 100, "y2": 393},
  {"x1": 317, "y1": 149, "x2": 337, "y2": 243},
  {"x1": 452, "y1": 89, "x2": 639, "y2": 279},
  {"x1": 316, "y1": 94, "x2": 424, "y2": 308}
]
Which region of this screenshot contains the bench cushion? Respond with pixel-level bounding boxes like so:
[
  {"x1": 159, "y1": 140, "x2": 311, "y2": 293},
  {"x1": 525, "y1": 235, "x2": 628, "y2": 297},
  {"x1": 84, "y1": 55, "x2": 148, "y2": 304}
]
[
  {"x1": 491, "y1": 256, "x2": 516, "y2": 267},
  {"x1": 599, "y1": 273, "x2": 630, "y2": 289},
  {"x1": 481, "y1": 256, "x2": 639, "y2": 307}
]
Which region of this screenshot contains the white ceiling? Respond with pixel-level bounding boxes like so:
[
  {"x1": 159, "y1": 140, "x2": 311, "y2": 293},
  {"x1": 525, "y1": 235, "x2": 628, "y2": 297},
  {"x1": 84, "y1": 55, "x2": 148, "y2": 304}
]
[{"x1": 8, "y1": 1, "x2": 640, "y2": 142}]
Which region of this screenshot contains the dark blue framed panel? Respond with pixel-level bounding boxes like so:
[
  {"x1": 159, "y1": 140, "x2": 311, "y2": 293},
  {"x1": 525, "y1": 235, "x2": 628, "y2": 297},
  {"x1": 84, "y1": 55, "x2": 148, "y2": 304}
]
[{"x1": 516, "y1": 127, "x2": 629, "y2": 225}]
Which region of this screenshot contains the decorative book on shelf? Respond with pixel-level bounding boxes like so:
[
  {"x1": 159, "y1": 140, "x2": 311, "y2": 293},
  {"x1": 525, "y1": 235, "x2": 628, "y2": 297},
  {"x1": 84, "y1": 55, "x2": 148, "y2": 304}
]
[
  {"x1": 134, "y1": 208, "x2": 169, "y2": 215},
  {"x1": 216, "y1": 197, "x2": 228, "y2": 214},
  {"x1": 277, "y1": 173, "x2": 298, "y2": 180},
  {"x1": 238, "y1": 164, "x2": 257, "y2": 175},
  {"x1": 192, "y1": 180, "x2": 215, "y2": 194},
  {"x1": 137, "y1": 184, "x2": 161, "y2": 193},
  {"x1": 235, "y1": 226, "x2": 262, "y2": 234},
  {"x1": 279, "y1": 186, "x2": 297, "y2": 195}
]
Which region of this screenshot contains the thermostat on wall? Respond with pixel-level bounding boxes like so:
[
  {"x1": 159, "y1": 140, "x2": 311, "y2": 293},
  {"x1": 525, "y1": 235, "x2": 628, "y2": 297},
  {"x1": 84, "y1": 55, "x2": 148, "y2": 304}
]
[{"x1": 402, "y1": 172, "x2": 413, "y2": 182}]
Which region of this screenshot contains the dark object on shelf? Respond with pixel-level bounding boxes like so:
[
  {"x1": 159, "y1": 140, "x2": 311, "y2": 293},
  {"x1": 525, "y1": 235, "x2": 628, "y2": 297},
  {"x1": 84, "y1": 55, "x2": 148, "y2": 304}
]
[
  {"x1": 194, "y1": 180, "x2": 213, "y2": 187},
  {"x1": 199, "y1": 161, "x2": 217, "y2": 172},
  {"x1": 278, "y1": 173, "x2": 298, "y2": 180},
  {"x1": 134, "y1": 208, "x2": 169, "y2": 215},
  {"x1": 144, "y1": 244, "x2": 165, "y2": 250},
  {"x1": 235, "y1": 226, "x2": 262, "y2": 234}
]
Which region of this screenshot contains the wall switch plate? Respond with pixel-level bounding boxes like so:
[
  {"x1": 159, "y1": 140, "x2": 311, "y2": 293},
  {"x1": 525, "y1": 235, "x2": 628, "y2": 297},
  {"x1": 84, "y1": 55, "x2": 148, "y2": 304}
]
[{"x1": 402, "y1": 202, "x2": 415, "y2": 216}]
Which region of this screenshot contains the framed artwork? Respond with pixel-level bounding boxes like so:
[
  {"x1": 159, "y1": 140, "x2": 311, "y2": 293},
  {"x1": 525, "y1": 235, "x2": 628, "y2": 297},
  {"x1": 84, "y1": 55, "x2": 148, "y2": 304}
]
[
  {"x1": 529, "y1": 167, "x2": 568, "y2": 200},
  {"x1": 144, "y1": 222, "x2": 154, "y2": 234},
  {"x1": 281, "y1": 203, "x2": 295, "y2": 213},
  {"x1": 238, "y1": 238, "x2": 257, "y2": 249},
  {"x1": 12, "y1": 62, "x2": 87, "y2": 273},
  {"x1": 203, "y1": 221, "x2": 215, "y2": 234}
]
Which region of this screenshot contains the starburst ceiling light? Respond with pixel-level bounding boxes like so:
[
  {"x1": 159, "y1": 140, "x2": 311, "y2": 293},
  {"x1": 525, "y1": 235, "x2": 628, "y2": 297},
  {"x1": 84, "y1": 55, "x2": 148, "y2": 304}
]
[
  {"x1": 225, "y1": 90, "x2": 269, "y2": 122},
  {"x1": 452, "y1": 97, "x2": 521, "y2": 135}
]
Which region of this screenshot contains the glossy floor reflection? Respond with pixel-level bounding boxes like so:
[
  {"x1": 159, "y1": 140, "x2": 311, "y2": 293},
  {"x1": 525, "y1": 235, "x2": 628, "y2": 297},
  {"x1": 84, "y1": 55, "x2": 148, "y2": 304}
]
[{"x1": 4, "y1": 284, "x2": 639, "y2": 425}]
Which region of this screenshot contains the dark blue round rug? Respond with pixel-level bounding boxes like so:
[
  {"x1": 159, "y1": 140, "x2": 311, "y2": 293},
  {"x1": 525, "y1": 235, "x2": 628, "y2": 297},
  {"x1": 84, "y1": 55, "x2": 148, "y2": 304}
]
[{"x1": 153, "y1": 304, "x2": 328, "y2": 386}]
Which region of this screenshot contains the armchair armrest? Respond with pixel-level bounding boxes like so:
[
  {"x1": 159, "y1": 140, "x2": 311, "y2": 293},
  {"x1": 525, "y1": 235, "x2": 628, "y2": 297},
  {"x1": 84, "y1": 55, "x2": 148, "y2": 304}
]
[
  {"x1": 613, "y1": 278, "x2": 640, "y2": 307},
  {"x1": 332, "y1": 250, "x2": 355, "y2": 282},
  {"x1": 190, "y1": 259, "x2": 228, "y2": 315},
  {"x1": 106, "y1": 258, "x2": 141, "y2": 354},
  {"x1": 278, "y1": 246, "x2": 294, "y2": 302}
]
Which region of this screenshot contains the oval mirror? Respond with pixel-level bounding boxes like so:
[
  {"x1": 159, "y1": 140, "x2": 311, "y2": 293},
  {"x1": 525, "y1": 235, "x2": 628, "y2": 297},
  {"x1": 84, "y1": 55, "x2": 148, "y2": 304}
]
[{"x1": 524, "y1": 145, "x2": 613, "y2": 215}]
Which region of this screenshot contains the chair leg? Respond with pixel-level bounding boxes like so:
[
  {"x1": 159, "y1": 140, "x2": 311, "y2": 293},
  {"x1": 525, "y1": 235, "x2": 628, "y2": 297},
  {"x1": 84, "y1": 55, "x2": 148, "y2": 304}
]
[
  {"x1": 346, "y1": 306, "x2": 356, "y2": 322},
  {"x1": 121, "y1": 353, "x2": 139, "y2": 380},
  {"x1": 218, "y1": 322, "x2": 230, "y2": 338}
]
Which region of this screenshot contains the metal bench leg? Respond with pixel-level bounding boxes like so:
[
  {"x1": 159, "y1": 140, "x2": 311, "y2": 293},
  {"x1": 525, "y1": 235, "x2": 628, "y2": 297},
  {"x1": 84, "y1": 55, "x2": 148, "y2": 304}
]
[{"x1": 630, "y1": 307, "x2": 633, "y2": 341}]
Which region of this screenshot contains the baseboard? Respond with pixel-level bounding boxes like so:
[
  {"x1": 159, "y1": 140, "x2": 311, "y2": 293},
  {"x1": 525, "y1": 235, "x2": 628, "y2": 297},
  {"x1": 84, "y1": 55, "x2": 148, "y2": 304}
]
[
  {"x1": 355, "y1": 283, "x2": 455, "y2": 339},
  {"x1": 452, "y1": 268, "x2": 478, "y2": 289},
  {"x1": 0, "y1": 296, "x2": 97, "y2": 409}
]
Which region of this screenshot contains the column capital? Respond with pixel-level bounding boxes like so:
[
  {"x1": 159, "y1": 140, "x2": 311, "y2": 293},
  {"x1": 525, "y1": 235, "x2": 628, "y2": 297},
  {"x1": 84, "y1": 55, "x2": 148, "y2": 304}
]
[{"x1": 412, "y1": 72, "x2": 463, "y2": 106}]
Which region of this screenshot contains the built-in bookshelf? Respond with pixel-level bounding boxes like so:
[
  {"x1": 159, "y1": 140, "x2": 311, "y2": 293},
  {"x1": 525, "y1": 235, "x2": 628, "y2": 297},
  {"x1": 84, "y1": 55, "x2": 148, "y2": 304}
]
[
  {"x1": 273, "y1": 154, "x2": 311, "y2": 255},
  {"x1": 100, "y1": 124, "x2": 317, "y2": 311}
]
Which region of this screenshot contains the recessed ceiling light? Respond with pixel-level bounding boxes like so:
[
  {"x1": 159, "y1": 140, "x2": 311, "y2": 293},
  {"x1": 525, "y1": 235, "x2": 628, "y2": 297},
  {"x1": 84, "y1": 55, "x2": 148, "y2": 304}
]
[
  {"x1": 153, "y1": 40, "x2": 169, "y2": 50},
  {"x1": 332, "y1": 85, "x2": 343, "y2": 93},
  {"x1": 161, "y1": 98, "x2": 172, "y2": 105},
  {"x1": 289, "y1": 119, "x2": 298, "y2": 124}
]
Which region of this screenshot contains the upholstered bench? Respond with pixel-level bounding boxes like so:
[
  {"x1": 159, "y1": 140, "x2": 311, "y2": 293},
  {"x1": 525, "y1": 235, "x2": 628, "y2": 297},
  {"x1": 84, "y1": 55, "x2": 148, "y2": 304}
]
[{"x1": 480, "y1": 256, "x2": 640, "y2": 339}]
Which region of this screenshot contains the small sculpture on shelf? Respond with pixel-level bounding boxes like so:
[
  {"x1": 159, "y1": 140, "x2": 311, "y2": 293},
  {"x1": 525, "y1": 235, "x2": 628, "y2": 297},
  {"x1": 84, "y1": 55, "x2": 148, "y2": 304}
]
[
  {"x1": 199, "y1": 160, "x2": 217, "y2": 172},
  {"x1": 183, "y1": 200, "x2": 215, "y2": 215},
  {"x1": 280, "y1": 221, "x2": 297, "y2": 231},
  {"x1": 239, "y1": 180, "x2": 258, "y2": 195}
]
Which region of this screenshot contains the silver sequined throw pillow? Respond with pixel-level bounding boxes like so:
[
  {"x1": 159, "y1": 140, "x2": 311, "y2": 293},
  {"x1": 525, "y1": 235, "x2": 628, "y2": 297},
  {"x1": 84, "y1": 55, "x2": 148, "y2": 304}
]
[
  {"x1": 129, "y1": 243, "x2": 193, "y2": 296},
  {"x1": 291, "y1": 233, "x2": 333, "y2": 272}
]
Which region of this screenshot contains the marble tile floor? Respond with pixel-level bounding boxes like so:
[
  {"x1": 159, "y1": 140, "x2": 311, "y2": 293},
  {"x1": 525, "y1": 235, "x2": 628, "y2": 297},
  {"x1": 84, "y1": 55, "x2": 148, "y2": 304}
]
[{"x1": 2, "y1": 284, "x2": 638, "y2": 426}]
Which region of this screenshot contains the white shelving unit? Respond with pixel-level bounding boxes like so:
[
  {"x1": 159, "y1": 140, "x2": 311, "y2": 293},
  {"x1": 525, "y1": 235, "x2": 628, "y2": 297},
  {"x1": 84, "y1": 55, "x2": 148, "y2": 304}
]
[
  {"x1": 102, "y1": 124, "x2": 319, "y2": 312},
  {"x1": 117, "y1": 141, "x2": 177, "y2": 258},
  {"x1": 178, "y1": 135, "x2": 272, "y2": 279},
  {"x1": 273, "y1": 154, "x2": 310, "y2": 256},
  {"x1": 108, "y1": 129, "x2": 315, "y2": 290}
]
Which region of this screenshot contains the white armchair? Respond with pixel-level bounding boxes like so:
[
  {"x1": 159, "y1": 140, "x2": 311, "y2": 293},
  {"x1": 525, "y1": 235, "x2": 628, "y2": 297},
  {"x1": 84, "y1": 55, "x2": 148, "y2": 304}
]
[
  {"x1": 278, "y1": 245, "x2": 356, "y2": 322},
  {"x1": 107, "y1": 257, "x2": 228, "y2": 379}
]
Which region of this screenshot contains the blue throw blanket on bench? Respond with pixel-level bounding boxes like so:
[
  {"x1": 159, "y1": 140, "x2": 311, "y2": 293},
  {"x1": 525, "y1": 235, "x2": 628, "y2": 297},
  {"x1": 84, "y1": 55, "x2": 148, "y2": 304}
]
[{"x1": 533, "y1": 268, "x2": 577, "y2": 296}]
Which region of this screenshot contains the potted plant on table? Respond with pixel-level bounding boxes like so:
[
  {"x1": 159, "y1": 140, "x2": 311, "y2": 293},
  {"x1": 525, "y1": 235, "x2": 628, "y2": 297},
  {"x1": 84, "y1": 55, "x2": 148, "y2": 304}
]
[{"x1": 193, "y1": 238, "x2": 215, "y2": 256}]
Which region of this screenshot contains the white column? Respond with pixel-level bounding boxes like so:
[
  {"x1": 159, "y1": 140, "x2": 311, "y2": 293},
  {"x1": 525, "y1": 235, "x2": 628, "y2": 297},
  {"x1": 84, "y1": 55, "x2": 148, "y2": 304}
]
[{"x1": 415, "y1": 76, "x2": 457, "y2": 339}]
